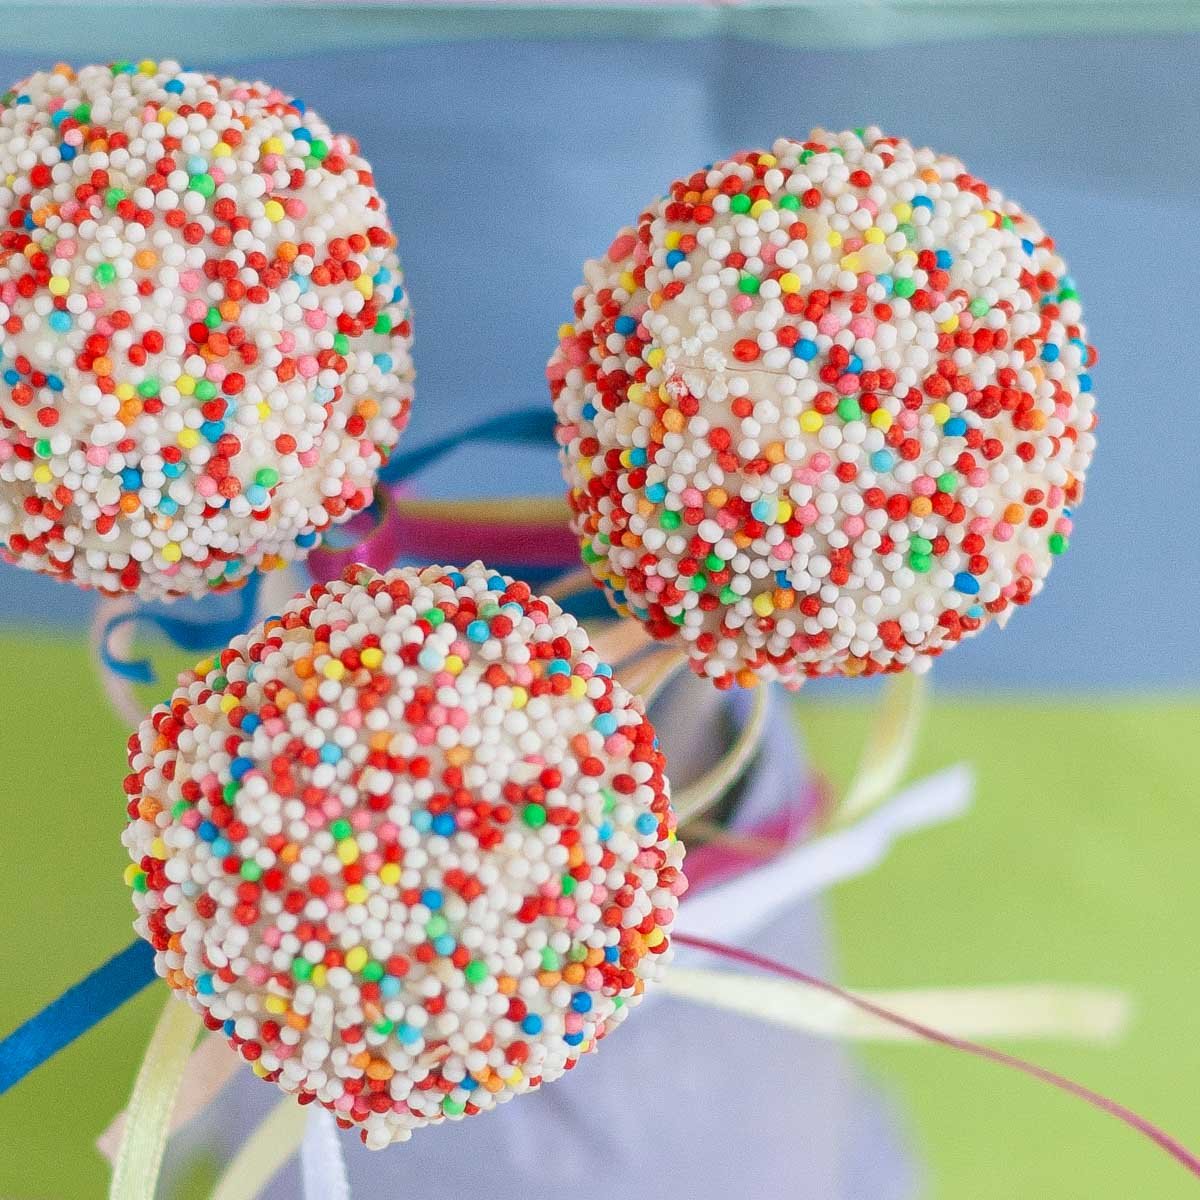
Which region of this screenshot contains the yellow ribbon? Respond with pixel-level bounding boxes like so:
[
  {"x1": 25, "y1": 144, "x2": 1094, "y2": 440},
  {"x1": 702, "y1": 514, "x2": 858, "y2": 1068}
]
[
  {"x1": 209, "y1": 1098, "x2": 309, "y2": 1200},
  {"x1": 108, "y1": 994, "x2": 202, "y2": 1200}
]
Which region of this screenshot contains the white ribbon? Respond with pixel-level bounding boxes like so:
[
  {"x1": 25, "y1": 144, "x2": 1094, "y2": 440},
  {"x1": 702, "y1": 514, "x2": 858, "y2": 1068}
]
[{"x1": 301, "y1": 1106, "x2": 352, "y2": 1200}]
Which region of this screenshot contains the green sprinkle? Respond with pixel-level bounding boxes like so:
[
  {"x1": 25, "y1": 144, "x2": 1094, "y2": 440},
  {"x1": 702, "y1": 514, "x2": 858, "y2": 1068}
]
[
  {"x1": 561, "y1": 875, "x2": 577, "y2": 896},
  {"x1": 704, "y1": 552, "x2": 724, "y2": 571},
  {"x1": 424, "y1": 607, "x2": 445, "y2": 626},
  {"x1": 333, "y1": 333, "x2": 350, "y2": 355},
  {"x1": 240, "y1": 861, "x2": 262, "y2": 882},
  {"x1": 540, "y1": 947, "x2": 560, "y2": 971},
  {"x1": 601, "y1": 788, "x2": 617, "y2": 814},
  {"x1": 221, "y1": 781, "x2": 238, "y2": 804},
  {"x1": 778, "y1": 194, "x2": 800, "y2": 211},
  {"x1": 204, "y1": 307, "x2": 222, "y2": 329},
  {"x1": 522, "y1": 802, "x2": 547, "y2": 829},
  {"x1": 104, "y1": 187, "x2": 127, "y2": 208},
  {"x1": 837, "y1": 397, "x2": 862, "y2": 423},
  {"x1": 442, "y1": 1097, "x2": 465, "y2": 1116},
  {"x1": 464, "y1": 960, "x2": 488, "y2": 985},
  {"x1": 131, "y1": 872, "x2": 148, "y2": 893},
  {"x1": 330, "y1": 818, "x2": 352, "y2": 841},
  {"x1": 291, "y1": 958, "x2": 313, "y2": 981},
  {"x1": 690, "y1": 573, "x2": 707, "y2": 592},
  {"x1": 195, "y1": 380, "x2": 218, "y2": 401},
  {"x1": 34, "y1": 439, "x2": 51, "y2": 459},
  {"x1": 426, "y1": 914, "x2": 448, "y2": 938},
  {"x1": 363, "y1": 960, "x2": 385, "y2": 982},
  {"x1": 1049, "y1": 533, "x2": 1069, "y2": 555},
  {"x1": 910, "y1": 536, "x2": 932, "y2": 555},
  {"x1": 893, "y1": 277, "x2": 916, "y2": 298},
  {"x1": 188, "y1": 173, "x2": 215, "y2": 197},
  {"x1": 374, "y1": 313, "x2": 392, "y2": 334},
  {"x1": 909, "y1": 552, "x2": 933, "y2": 573},
  {"x1": 255, "y1": 467, "x2": 279, "y2": 487},
  {"x1": 137, "y1": 378, "x2": 160, "y2": 398},
  {"x1": 719, "y1": 585, "x2": 738, "y2": 605},
  {"x1": 374, "y1": 1019, "x2": 395, "y2": 1035},
  {"x1": 94, "y1": 262, "x2": 116, "y2": 285},
  {"x1": 660, "y1": 510, "x2": 681, "y2": 531},
  {"x1": 729, "y1": 193, "x2": 751, "y2": 214},
  {"x1": 969, "y1": 298, "x2": 990, "y2": 318},
  {"x1": 309, "y1": 139, "x2": 329, "y2": 160},
  {"x1": 936, "y1": 472, "x2": 957, "y2": 493},
  {"x1": 738, "y1": 274, "x2": 760, "y2": 295}
]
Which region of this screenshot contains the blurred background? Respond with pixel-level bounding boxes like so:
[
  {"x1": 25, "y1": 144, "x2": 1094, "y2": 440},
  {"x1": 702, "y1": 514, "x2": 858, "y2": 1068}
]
[{"x1": 0, "y1": 4, "x2": 1197, "y2": 1198}]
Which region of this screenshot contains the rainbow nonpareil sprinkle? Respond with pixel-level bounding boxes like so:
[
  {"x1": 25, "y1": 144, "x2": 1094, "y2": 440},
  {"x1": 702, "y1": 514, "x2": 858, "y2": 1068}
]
[
  {"x1": 123, "y1": 561, "x2": 686, "y2": 1147},
  {"x1": 549, "y1": 128, "x2": 1097, "y2": 689},
  {"x1": 0, "y1": 61, "x2": 414, "y2": 599}
]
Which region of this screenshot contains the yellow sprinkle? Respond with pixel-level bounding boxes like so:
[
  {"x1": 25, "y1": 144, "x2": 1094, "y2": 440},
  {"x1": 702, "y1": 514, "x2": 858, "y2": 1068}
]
[
  {"x1": 839, "y1": 253, "x2": 863, "y2": 273},
  {"x1": 568, "y1": 676, "x2": 587, "y2": 698},
  {"x1": 157, "y1": 109, "x2": 175, "y2": 127},
  {"x1": 255, "y1": 402, "x2": 269, "y2": 422},
  {"x1": 48, "y1": 276, "x2": 69, "y2": 296},
  {"x1": 177, "y1": 375, "x2": 195, "y2": 396},
  {"x1": 262, "y1": 136, "x2": 285, "y2": 155},
  {"x1": 510, "y1": 686, "x2": 528, "y2": 709},
  {"x1": 264, "y1": 995, "x2": 287, "y2": 1015},
  {"x1": 360, "y1": 647, "x2": 383, "y2": 670},
  {"x1": 345, "y1": 946, "x2": 368, "y2": 973},
  {"x1": 138, "y1": 59, "x2": 157, "y2": 74},
  {"x1": 213, "y1": 142, "x2": 232, "y2": 158},
  {"x1": 219, "y1": 694, "x2": 238, "y2": 713},
  {"x1": 251, "y1": 1061, "x2": 269, "y2": 1077},
  {"x1": 779, "y1": 272, "x2": 801, "y2": 294},
  {"x1": 177, "y1": 428, "x2": 200, "y2": 449},
  {"x1": 32, "y1": 464, "x2": 52, "y2": 484},
  {"x1": 826, "y1": 230, "x2": 843, "y2": 248},
  {"x1": 194, "y1": 657, "x2": 214, "y2": 676},
  {"x1": 982, "y1": 210, "x2": 997, "y2": 227},
  {"x1": 354, "y1": 274, "x2": 373, "y2": 299},
  {"x1": 444, "y1": 655, "x2": 464, "y2": 675},
  {"x1": 939, "y1": 315, "x2": 959, "y2": 334},
  {"x1": 161, "y1": 543, "x2": 182, "y2": 563},
  {"x1": 892, "y1": 202, "x2": 913, "y2": 222},
  {"x1": 864, "y1": 227, "x2": 885, "y2": 244},
  {"x1": 337, "y1": 840, "x2": 359, "y2": 866},
  {"x1": 506, "y1": 1069, "x2": 524, "y2": 1087},
  {"x1": 150, "y1": 838, "x2": 168, "y2": 860},
  {"x1": 345, "y1": 884, "x2": 368, "y2": 905},
  {"x1": 323, "y1": 659, "x2": 346, "y2": 681},
  {"x1": 645, "y1": 347, "x2": 664, "y2": 369},
  {"x1": 263, "y1": 200, "x2": 285, "y2": 222},
  {"x1": 311, "y1": 965, "x2": 327, "y2": 989},
  {"x1": 663, "y1": 230, "x2": 681, "y2": 250},
  {"x1": 870, "y1": 409, "x2": 893, "y2": 431},
  {"x1": 627, "y1": 382, "x2": 646, "y2": 406},
  {"x1": 752, "y1": 593, "x2": 775, "y2": 618},
  {"x1": 758, "y1": 153, "x2": 777, "y2": 167},
  {"x1": 618, "y1": 271, "x2": 637, "y2": 293},
  {"x1": 123, "y1": 864, "x2": 141, "y2": 886},
  {"x1": 646, "y1": 927, "x2": 665, "y2": 949},
  {"x1": 898, "y1": 249, "x2": 918, "y2": 263},
  {"x1": 930, "y1": 403, "x2": 951, "y2": 424},
  {"x1": 749, "y1": 198, "x2": 773, "y2": 217},
  {"x1": 777, "y1": 500, "x2": 793, "y2": 523},
  {"x1": 799, "y1": 411, "x2": 823, "y2": 433},
  {"x1": 557, "y1": 322, "x2": 575, "y2": 339},
  {"x1": 115, "y1": 383, "x2": 134, "y2": 402},
  {"x1": 379, "y1": 862, "x2": 401, "y2": 887}
]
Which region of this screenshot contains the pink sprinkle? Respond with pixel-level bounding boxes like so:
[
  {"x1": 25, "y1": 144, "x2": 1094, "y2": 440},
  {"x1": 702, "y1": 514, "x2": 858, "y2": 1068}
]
[
  {"x1": 913, "y1": 475, "x2": 937, "y2": 497},
  {"x1": 849, "y1": 317, "x2": 875, "y2": 338},
  {"x1": 818, "y1": 313, "x2": 841, "y2": 335},
  {"x1": 1016, "y1": 553, "x2": 1036, "y2": 575},
  {"x1": 86, "y1": 445, "x2": 109, "y2": 466},
  {"x1": 994, "y1": 521, "x2": 1014, "y2": 542},
  {"x1": 297, "y1": 448, "x2": 319, "y2": 467},
  {"x1": 608, "y1": 232, "x2": 636, "y2": 262},
  {"x1": 843, "y1": 515, "x2": 865, "y2": 538},
  {"x1": 185, "y1": 299, "x2": 207, "y2": 320},
  {"x1": 298, "y1": 355, "x2": 320, "y2": 379},
  {"x1": 836, "y1": 373, "x2": 860, "y2": 395},
  {"x1": 731, "y1": 294, "x2": 754, "y2": 315},
  {"x1": 304, "y1": 309, "x2": 327, "y2": 331}
]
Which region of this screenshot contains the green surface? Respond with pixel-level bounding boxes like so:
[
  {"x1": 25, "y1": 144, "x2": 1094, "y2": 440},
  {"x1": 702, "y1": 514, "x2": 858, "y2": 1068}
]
[{"x1": 0, "y1": 631, "x2": 1197, "y2": 1197}]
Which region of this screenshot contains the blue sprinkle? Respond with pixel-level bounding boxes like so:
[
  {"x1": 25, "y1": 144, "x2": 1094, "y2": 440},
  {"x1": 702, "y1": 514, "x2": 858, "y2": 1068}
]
[
  {"x1": 597, "y1": 821, "x2": 613, "y2": 842},
  {"x1": 163, "y1": 462, "x2": 183, "y2": 479},
  {"x1": 46, "y1": 374, "x2": 64, "y2": 392},
  {"x1": 614, "y1": 315, "x2": 636, "y2": 335},
  {"x1": 411, "y1": 810, "x2": 433, "y2": 834},
  {"x1": 186, "y1": 155, "x2": 207, "y2": 174},
  {"x1": 628, "y1": 447, "x2": 647, "y2": 467},
  {"x1": 380, "y1": 976, "x2": 402, "y2": 998},
  {"x1": 295, "y1": 531, "x2": 317, "y2": 548},
  {"x1": 1021, "y1": 238, "x2": 1035, "y2": 256},
  {"x1": 912, "y1": 195, "x2": 934, "y2": 210},
  {"x1": 196, "y1": 974, "x2": 214, "y2": 995},
  {"x1": 635, "y1": 813, "x2": 657, "y2": 836},
  {"x1": 604, "y1": 946, "x2": 620, "y2": 962},
  {"x1": 562, "y1": 1032, "x2": 584, "y2": 1046},
  {"x1": 466, "y1": 620, "x2": 490, "y2": 642},
  {"x1": 847, "y1": 356, "x2": 862, "y2": 375},
  {"x1": 319, "y1": 744, "x2": 342, "y2": 764},
  {"x1": 3, "y1": 369, "x2": 19, "y2": 385},
  {"x1": 157, "y1": 498, "x2": 178, "y2": 516},
  {"x1": 521, "y1": 1014, "x2": 544, "y2": 1035},
  {"x1": 751, "y1": 499, "x2": 774, "y2": 521},
  {"x1": 164, "y1": 79, "x2": 185, "y2": 94},
  {"x1": 594, "y1": 662, "x2": 613, "y2": 678},
  {"x1": 431, "y1": 813, "x2": 456, "y2": 836},
  {"x1": 59, "y1": 144, "x2": 76, "y2": 161},
  {"x1": 240, "y1": 713, "x2": 261, "y2": 734},
  {"x1": 245, "y1": 485, "x2": 268, "y2": 507},
  {"x1": 433, "y1": 935, "x2": 456, "y2": 956},
  {"x1": 201, "y1": 420, "x2": 224, "y2": 442},
  {"x1": 953, "y1": 572, "x2": 980, "y2": 596},
  {"x1": 571, "y1": 992, "x2": 593, "y2": 1013},
  {"x1": 593, "y1": 713, "x2": 618, "y2": 736},
  {"x1": 222, "y1": 1019, "x2": 236, "y2": 1037},
  {"x1": 665, "y1": 249, "x2": 684, "y2": 268},
  {"x1": 230, "y1": 757, "x2": 254, "y2": 780},
  {"x1": 644, "y1": 482, "x2": 666, "y2": 503},
  {"x1": 546, "y1": 659, "x2": 571, "y2": 676},
  {"x1": 793, "y1": 339, "x2": 818, "y2": 361},
  {"x1": 396, "y1": 1023, "x2": 421, "y2": 1045},
  {"x1": 870, "y1": 450, "x2": 894, "y2": 473},
  {"x1": 373, "y1": 353, "x2": 393, "y2": 372},
  {"x1": 421, "y1": 889, "x2": 443, "y2": 910},
  {"x1": 211, "y1": 837, "x2": 231, "y2": 858},
  {"x1": 49, "y1": 311, "x2": 71, "y2": 333},
  {"x1": 448, "y1": 570, "x2": 465, "y2": 586},
  {"x1": 198, "y1": 821, "x2": 217, "y2": 842},
  {"x1": 967, "y1": 605, "x2": 984, "y2": 619},
  {"x1": 1078, "y1": 374, "x2": 1092, "y2": 393},
  {"x1": 943, "y1": 417, "x2": 968, "y2": 437},
  {"x1": 120, "y1": 468, "x2": 142, "y2": 491},
  {"x1": 582, "y1": 403, "x2": 597, "y2": 421},
  {"x1": 1041, "y1": 344, "x2": 1060, "y2": 363},
  {"x1": 935, "y1": 249, "x2": 952, "y2": 269},
  {"x1": 486, "y1": 575, "x2": 506, "y2": 591}
]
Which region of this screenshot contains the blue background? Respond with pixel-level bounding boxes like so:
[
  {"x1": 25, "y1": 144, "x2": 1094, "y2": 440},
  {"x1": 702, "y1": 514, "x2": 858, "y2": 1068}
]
[{"x1": 0, "y1": 31, "x2": 1196, "y2": 690}]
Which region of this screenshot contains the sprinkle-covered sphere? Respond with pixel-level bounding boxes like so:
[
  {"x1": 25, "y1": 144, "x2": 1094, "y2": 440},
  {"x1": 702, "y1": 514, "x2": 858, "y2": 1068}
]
[
  {"x1": 0, "y1": 61, "x2": 413, "y2": 599},
  {"x1": 123, "y1": 561, "x2": 685, "y2": 1147},
  {"x1": 549, "y1": 128, "x2": 1096, "y2": 689}
]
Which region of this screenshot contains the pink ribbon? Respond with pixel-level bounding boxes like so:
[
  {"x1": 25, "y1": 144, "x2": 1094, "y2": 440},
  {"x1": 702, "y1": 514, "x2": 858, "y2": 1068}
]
[{"x1": 673, "y1": 933, "x2": 1200, "y2": 1182}]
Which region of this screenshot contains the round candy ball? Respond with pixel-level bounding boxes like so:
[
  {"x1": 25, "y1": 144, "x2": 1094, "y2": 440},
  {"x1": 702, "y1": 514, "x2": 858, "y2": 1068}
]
[
  {"x1": 549, "y1": 128, "x2": 1096, "y2": 689},
  {"x1": 123, "y1": 561, "x2": 685, "y2": 1147},
  {"x1": 0, "y1": 61, "x2": 414, "y2": 600}
]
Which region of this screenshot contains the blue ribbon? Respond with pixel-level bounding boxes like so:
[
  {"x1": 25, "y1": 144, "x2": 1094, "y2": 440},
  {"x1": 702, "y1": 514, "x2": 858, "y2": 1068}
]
[
  {"x1": 377, "y1": 406, "x2": 555, "y2": 486},
  {"x1": 101, "y1": 408, "x2": 558, "y2": 683},
  {"x1": 0, "y1": 940, "x2": 157, "y2": 1096}
]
